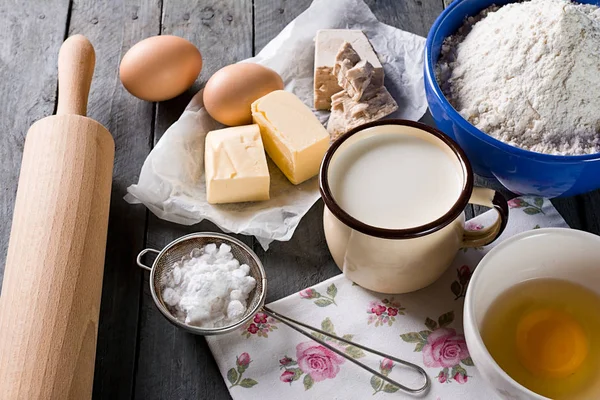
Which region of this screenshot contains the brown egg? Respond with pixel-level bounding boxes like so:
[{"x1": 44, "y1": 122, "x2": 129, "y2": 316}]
[
  {"x1": 120, "y1": 35, "x2": 202, "y2": 102},
  {"x1": 203, "y1": 63, "x2": 284, "y2": 126}
]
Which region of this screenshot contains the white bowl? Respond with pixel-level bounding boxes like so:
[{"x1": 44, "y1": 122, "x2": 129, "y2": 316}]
[{"x1": 464, "y1": 228, "x2": 600, "y2": 400}]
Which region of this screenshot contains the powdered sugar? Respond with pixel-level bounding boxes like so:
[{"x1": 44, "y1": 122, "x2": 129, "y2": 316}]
[
  {"x1": 437, "y1": 0, "x2": 600, "y2": 155},
  {"x1": 160, "y1": 243, "x2": 256, "y2": 328}
]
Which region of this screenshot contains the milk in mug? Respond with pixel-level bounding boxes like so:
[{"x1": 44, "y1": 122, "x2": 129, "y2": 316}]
[{"x1": 328, "y1": 129, "x2": 464, "y2": 229}]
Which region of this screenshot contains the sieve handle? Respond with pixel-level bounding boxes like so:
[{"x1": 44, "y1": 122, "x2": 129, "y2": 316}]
[
  {"x1": 137, "y1": 248, "x2": 160, "y2": 271},
  {"x1": 262, "y1": 306, "x2": 430, "y2": 395}
]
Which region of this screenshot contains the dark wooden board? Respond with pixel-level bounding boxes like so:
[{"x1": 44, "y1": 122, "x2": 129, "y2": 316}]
[
  {"x1": 134, "y1": 1, "x2": 253, "y2": 399},
  {"x1": 553, "y1": 191, "x2": 600, "y2": 233},
  {"x1": 0, "y1": 0, "x2": 71, "y2": 288},
  {"x1": 254, "y1": 0, "x2": 313, "y2": 52},
  {"x1": 365, "y1": 0, "x2": 443, "y2": 37},
  {"x1": 65, "y1": 1, "x2": 161, "y2": 399},
  {"x1": 135, "y1": 0, "x2": 464, "y2": 399},
  {"x1": 252, "y1": 0, "x2": 338, "y2": 302},
  {"x1": 135, "y1": 1, "x2": 449, "y2": 399},
  {"x1": 1, "y1": 1, "x2": 598, "y2": 400}
]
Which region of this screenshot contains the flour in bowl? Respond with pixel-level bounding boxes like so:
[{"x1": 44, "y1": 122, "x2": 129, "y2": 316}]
[
  {"x1": 436, "y1": 0, "x2": 600, "y2": 155},
  {"x1": 160, "y1": 243, "x2": 256, "y2": 328}
]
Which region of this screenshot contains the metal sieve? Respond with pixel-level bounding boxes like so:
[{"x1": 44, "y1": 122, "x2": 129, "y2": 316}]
[
  {"x1": 137, "y1": 232, "x2": 267, "y2": 335},
  {"x1": 137, "y1": 232, "x2": 430, "y2": 394}
]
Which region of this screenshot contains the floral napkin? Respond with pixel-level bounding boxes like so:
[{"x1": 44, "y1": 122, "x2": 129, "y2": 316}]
[{"x1": 206, "y1": 197, "x2": 568, "y2": 399}]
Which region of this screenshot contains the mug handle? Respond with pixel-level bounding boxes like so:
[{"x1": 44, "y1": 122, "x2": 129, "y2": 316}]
[{"x1": 462, "y1": 188, "x2": 509, "y2": 248}]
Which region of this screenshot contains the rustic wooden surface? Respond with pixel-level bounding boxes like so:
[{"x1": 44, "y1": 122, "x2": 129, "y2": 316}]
[{"x1": 0, "y1": 1, "x2": 598, "y2": 399}]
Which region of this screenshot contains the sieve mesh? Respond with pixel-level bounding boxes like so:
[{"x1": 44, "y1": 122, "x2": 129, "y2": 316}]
[{"x1": 148, "y1": 232, "x2": 267, "y2": 335}]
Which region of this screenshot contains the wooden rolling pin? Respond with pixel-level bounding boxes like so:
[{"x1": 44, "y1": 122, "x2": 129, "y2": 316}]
[{"x1": 0, "y1": 35, "x2": 114, "y2": 399}]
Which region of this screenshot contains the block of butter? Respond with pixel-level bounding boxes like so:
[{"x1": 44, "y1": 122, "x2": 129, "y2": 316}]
[
  {"x1": 251, "y1": 90, "x2": 329, "y2": 185},
  {"x1": 204, "y1": 124, "x2": 270, "y2": 204}
]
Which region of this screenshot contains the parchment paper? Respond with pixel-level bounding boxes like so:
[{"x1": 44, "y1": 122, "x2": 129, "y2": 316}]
[{"x1": 125, "y1": 0, "x2": 427, "y2": 249}]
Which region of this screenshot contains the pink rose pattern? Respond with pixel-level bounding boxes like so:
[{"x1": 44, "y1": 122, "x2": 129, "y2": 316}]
[
  {"x1": 450, "y1": 265, "x2": 472, "y2": 300},
  {"x1": 297, "y1": 342, "x2": 345, "y2": 382},
  {"x1": 226, "y1": 352, "x2": 258, "y2": 389},
  {"x1": 461, "y1": 223, "x2": 485, "y2": 252},
  {"x1": 423, "y1": 328, "x2": 469, "y2": 368},
  {"x1": 299, "y1": 283, "x2": 338, "y2": 307},
  {"x1": 240, "y1": 312, "x2": 278, "y2": 338},
  {"x1": 507, "y1": 197, "x2": 545, "y2": 215},
  {"x1": 280, "y1": 369, "x2": 295, "y2": 383},
  {"x1": 237, "y1": 352, "x2": 251, "y2": 367},
  {"x1": 367, "y1": 298, "x2": 405, "y2": 327},
  {"x1": 278, "y1": 318, "x2": 365, "y2": 390},
  {"x1": 454, "y1": 372, "x2": 468, "y2": 384},
  {"x1": 465, "y1": 221, "x2": 484, "y2": 231},
  {"x1": 400, "y1": 311, "x2": 473, "y2": 384},
  {"x1": 370, "y1": 358, "x2": 400, "y2": 395},
  {"x1": 438, "y1": 370, "x2": 447, "y2": 383}
]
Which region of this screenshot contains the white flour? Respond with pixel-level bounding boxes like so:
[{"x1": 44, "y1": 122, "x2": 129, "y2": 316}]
[
  {"x1": 437, "y1": 0, "x2": 600, "y2": 155},
  {"x1": 160, "y1": 243, "x2": 256, "y2": 328}
]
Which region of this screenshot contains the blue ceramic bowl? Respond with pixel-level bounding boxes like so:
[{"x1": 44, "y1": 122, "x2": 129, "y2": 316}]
[{"x1": 424, "y1": 0, "x2": 600, "y2": 197}]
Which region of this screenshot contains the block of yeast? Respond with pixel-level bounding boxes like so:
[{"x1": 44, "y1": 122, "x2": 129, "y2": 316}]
[
  {"x1": 204, "y1": 124, "x2": 270, "y2": 204},
  {"x1": 314, "y1": 29, "x2": 383, "y2": 110},
  {"x1": 251, "y1": 90, "x2": 329, "y2": 185},
  {"x1": 327, "y1": 41, "x2": 398, "y2": 141}
]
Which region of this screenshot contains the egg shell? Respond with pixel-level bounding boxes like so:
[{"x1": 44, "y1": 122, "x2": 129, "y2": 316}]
[
  {"x1": 120, "y1": 35, "x2": 202, "y2": 102},
  {"x1": 203, "y1": 63, "x2": 284, "y2": 126}
]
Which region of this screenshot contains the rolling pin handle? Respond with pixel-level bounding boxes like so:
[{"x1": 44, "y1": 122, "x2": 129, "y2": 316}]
[
  {"x1": 56, "y1": 34, "x2": 96, "y2": 116},
  {"x1": 137, "y1": 248, "x2": 159, "y2": 271}
]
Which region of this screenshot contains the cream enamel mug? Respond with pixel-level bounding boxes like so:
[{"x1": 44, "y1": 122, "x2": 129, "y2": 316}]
[{"x1": 319, "y1": 120, "x2": 509, "y2": 294}]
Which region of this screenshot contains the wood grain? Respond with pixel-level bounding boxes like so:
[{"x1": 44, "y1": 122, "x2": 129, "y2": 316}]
[
  {"x1": 553, "y1": 191, "x2": 600, "y2": 233},
  {"x1": 134, "y1": 2, "x2": 471, "y2": 399},
  {"x1": 254, "y1": 0, "x2": 312, "y2": 52},
  {"x1": 252, "y1": 0, "x2": 339, "y2": 302},
  {"x1": 0, "y1": 0, "x2": 71, "y2": 289},
  {"x1": 0, "y1": 33, "x2": 115, "y2": 398},
  {"x1": 66, "y1": 1, "x2": 160, "y2": 398},
  {"x1": 134, "y1": 1, "x2": 252, "y2": 399},
  {"x1": 1, "y1": 2, "x2": 596, "y2": 400},
  {"x1": 56, "y1": 35, "x2": 96, "y2": 116},
  {"x1": 365, "y1": 0, "x2": 443, "y2": 37},
  {"x1": 136, "y1": 220, "x2": 239, "y2": 400}
]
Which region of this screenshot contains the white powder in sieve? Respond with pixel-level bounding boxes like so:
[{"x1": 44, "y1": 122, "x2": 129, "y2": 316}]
[
  {"x1": 160, "y1": 243, "x2": 256, "y2": 328},
  {"x1": 436, "y1": 0, "x2": 600, "y2": 155}
]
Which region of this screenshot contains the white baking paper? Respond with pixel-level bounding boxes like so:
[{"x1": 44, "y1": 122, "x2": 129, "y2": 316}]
[{"x1": 125, "y1": 0, "x2": 427, "y2": 250}]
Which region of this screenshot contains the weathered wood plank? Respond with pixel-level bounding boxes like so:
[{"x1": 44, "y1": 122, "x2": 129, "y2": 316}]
[
  {"x1": 66, "y1": 0, "x2": 160, "y2": 399},
  {"x1": 575, "y1": 191, "x2": 600, "y2": 233},
  {"x1": 553, "y1": 191, "x2": 600, "y2": 233},
  {"x1": 0, "y1": 0, "x2": 70, "y2": 289},
  {"x1": 134, "y1": 2, "x2": 598, "y2": 400},
  {"x1": 365, "y1": 0, "x2": 443, "y2": 37},
  {"x1": 252, "y1": 0, "x2": 339, "y2": 303},
  {"x1": 255, "y1": 201, "x2": 340, "y2": 302},
  {"x1": 134, "y1": 1, "x2": 253, "y2": 399},
  {"x1": 254, "y1": 0, "x2": 312, "y2": 52}
]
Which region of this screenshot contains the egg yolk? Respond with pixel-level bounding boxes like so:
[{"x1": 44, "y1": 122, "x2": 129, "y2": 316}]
[{"x1": 516, "y1": 308, "x2": 588, "y2": 379}]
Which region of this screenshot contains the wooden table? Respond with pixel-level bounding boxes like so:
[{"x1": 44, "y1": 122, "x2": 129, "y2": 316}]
[{"x1": 1, "y1": 0, "x2": 598, "y2": 399}]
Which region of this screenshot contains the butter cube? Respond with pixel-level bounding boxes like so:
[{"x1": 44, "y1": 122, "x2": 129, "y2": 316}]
[
  {"x1": 204, "y1": 125, "x2": 270, "y2": 204},
  {"x1": 251, "y1": 90, "x2": 329, "y2": 185}
]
